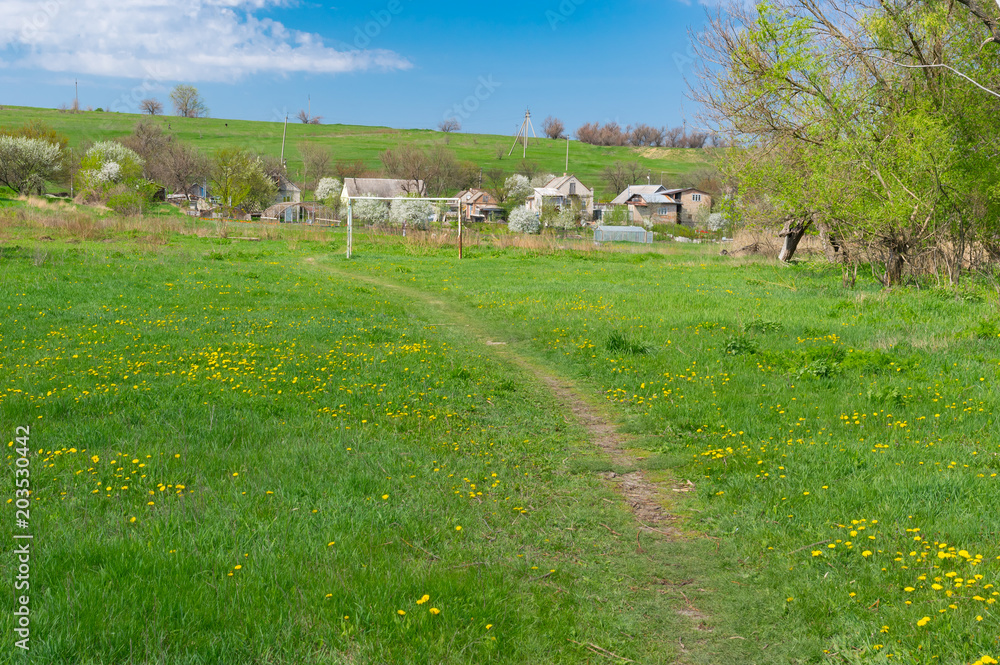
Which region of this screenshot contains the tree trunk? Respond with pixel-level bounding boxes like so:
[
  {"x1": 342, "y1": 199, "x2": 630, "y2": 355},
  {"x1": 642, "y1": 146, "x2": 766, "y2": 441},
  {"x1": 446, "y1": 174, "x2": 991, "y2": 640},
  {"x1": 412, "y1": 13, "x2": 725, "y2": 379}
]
[
  {"x1": 777, "y1": 217, "x2": 812, "y2": 262},
  {"x1": 885, "y1": 250, "x2": 905, "y2": 286},
  {"x1": 816, "y1": 220, "x2": 842, "y2": 263}
]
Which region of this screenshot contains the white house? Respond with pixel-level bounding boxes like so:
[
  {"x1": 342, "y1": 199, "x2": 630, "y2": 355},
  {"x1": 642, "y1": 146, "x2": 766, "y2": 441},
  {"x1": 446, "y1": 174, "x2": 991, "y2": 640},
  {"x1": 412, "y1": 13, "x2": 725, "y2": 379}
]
[
  {"x1": 524, "y1": 174, "x2": 594, "y2": 219},
  {"x1": 274, "y1": 173, "x2": 301, "y2": 205}
]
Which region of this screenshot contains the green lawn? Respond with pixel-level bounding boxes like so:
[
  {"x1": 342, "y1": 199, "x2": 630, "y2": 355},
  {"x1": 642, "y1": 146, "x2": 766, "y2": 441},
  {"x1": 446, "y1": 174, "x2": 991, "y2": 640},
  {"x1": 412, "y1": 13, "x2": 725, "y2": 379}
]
[
  {"x1": 0, "y1": 106, "x2": 712, "y2": 199},
  {"x1": 2, "y1": 201, "x2": 998, "y2": 664}
]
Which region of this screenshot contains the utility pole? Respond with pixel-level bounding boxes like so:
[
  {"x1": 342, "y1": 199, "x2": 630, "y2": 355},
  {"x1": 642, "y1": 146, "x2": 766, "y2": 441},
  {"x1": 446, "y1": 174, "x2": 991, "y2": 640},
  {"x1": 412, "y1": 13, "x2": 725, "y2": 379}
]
[
  {"x1": 508, "y1": 109, "x2": 537, "y2": 158},
  {"x1": 565, "y1": 138, "x2": 569, "y2": 173},
  {"x1": 280, "y1": 113, "x2": 288, "y2": 167},
  {"x1": 74, "y1": 79, "x2": 78, "y2": 111}
]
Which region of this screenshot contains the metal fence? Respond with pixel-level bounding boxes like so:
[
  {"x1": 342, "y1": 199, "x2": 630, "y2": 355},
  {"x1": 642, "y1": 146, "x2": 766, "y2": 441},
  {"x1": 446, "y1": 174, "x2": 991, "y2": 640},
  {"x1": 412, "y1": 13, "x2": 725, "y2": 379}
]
[{"x1": 593, "y1": 226, "x2": 654, "y2": 244}]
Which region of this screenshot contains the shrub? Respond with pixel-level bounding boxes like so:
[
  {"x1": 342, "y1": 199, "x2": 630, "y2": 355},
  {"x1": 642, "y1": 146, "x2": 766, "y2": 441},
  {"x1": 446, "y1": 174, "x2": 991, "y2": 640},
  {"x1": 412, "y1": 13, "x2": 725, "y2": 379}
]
[
  {"x1": 107, "y1": 188, "x2": 146, "y2": 216},
  {"x1": 78, "y1": 141, "x2": 145, "y2": 196},
  {"x1": 507, "y1": 208, "x2": 540, "y2": 234}
]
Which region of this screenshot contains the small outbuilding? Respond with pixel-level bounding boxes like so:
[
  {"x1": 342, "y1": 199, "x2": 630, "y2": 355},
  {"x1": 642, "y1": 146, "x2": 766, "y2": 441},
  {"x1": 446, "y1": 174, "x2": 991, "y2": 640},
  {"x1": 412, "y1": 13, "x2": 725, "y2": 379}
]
[{"x1": 594, "y1": 225, "x2": 654, "y2": 244}]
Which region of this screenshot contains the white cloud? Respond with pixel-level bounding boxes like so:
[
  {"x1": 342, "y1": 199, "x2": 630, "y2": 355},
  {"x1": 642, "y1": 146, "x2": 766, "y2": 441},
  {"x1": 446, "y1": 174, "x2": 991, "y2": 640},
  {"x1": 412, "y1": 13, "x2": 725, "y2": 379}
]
[{"x1": 0, "y1": 0, "x2": 411, "y2": 82}]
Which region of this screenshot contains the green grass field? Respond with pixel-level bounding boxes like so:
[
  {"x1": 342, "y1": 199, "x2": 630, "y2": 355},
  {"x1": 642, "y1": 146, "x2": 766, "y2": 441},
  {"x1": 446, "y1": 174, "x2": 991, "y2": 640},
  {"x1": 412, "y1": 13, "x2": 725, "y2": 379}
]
[
  {"x1": 0, "y1": 106, "x2": 712, "y2": 199},
  {"x1": 2, "y1": 199, "x2": 999, "y2": 664}
]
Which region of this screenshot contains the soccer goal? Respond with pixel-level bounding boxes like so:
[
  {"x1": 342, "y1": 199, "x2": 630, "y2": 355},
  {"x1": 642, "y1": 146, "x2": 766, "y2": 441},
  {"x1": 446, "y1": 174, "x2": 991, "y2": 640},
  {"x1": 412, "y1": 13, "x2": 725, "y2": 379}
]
[{"x1": 344, "y1": 195, "x2": 465, "y2": 259}]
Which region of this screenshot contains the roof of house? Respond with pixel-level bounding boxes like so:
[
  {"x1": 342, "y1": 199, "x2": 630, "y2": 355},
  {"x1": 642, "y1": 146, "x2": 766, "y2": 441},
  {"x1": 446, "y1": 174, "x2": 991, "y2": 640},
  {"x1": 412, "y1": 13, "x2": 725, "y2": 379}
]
[
  {"x1": 545, "y1": 174, "x2": 592, "y2": 193},
  {"x1": 663, "y1": 187, "x2": 710, "y2": 197},
  {"x1": 457, "y1": 188, "x2": 491, "y2": 204},
  {"x1": 275, "y1": 173, "x2": 301, "y2": 193},
  {"x1": 610, "y1": 185, "x2": 676, "y2": 206},
  {"x1": 534, "y1": 187, "x2": 564, "y2": 197},
  {"x1": 343, "y1": 177, "x2": 424, "y2": 199}
]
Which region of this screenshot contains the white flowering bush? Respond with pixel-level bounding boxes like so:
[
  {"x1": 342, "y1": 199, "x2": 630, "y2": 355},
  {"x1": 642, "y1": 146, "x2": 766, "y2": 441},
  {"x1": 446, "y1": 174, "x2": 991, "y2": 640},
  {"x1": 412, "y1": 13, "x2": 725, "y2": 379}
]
[
  {"x1": 78, "y1": 141, "x2": 145, "y2": 199},
  {"x1": 96, "y1": 161, "x2": 122, "y2": 184},
  {"x1": 315, "y1": 177, "x2": 342, "y2": 204},
  {"x1": 507, "y1": 207, "x2": 540, "y2": 234},
  {"x1": 0, "y1": 135, "x2": 62, "y2": 194},
  {"x1": 707, "y1": 212, "x2": 726, "y2": 232},
  {"x1": 389, "y1": 198, "x2": 434, "y2": 229},
  {"x1": 505, "y1": 174, "x2": 533, "y2": 203},
  {"x1": 352, "y1": 195, "x2": 390, "y2": 226}
]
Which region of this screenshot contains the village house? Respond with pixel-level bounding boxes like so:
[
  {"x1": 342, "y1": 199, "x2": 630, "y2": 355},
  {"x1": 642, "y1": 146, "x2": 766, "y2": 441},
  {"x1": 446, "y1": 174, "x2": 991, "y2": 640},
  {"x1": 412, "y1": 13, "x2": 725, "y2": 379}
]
[
  {"x1": 274, "y1": 173, "x2": 301, "y2": 204},
  {"x1": 525, "y1": 187, "x2": 566, "y2": 215},
  {"x1": 525, "y1": 174, "x2": 594, "y2": 219},
  {"x1": 664, "y1": 187, "x2": 712, "y2": 223},
  {"x1": 543, "y1": 174, "x2": 594, "y2": 218},
  {"x1": 455, "y1": 188, "x2": 503, "y2": 222},
  {"x1": 610, "y1": 185, "x2": 713, "y2": 227}
]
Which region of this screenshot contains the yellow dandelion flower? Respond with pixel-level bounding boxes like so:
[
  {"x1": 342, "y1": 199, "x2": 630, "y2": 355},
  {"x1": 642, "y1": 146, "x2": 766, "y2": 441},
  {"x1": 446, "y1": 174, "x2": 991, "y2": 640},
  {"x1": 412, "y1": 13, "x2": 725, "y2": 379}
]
[
  {"x1": 397, "y1": 610, "x2": 406, "y2": 616},
  {"x1": 916, "y1": 617, "x2": 931, "y2": 627},
  {"x1": 381, "y1": 494, "x2": 389, "y2": 500},
  {"x1": 455, "y1": 525, "x2": 462, "y2": 531},
  {"x1": 430, "y1": 607, "x2": 440, "y2": 615}
]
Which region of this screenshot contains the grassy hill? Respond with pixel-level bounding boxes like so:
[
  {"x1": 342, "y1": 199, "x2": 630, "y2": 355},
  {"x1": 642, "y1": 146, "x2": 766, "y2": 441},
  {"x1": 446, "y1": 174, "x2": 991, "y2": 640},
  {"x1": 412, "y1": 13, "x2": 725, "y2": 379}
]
[{"x1": 0, "y1": 105, "x2": 713, "y2": 199}]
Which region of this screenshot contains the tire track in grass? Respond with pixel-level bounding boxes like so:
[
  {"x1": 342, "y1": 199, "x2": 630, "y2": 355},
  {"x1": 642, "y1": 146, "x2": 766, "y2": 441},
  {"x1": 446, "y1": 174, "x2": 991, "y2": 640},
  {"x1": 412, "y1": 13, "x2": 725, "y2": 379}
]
[{"x1": 321, "y1": 261, "x2": 678, "y2": 535}]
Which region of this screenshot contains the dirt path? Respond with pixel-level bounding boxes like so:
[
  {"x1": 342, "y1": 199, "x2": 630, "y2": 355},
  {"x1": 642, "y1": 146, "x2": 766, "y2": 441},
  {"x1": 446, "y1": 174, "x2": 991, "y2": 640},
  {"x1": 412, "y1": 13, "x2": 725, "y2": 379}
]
[{"x1": 323, "y1": 263, "x2": 677, "y2": 533}]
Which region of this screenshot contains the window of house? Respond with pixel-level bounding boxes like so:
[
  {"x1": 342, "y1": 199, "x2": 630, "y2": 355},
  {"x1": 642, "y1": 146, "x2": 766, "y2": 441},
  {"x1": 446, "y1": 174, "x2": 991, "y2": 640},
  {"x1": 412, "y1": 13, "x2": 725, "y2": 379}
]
[
  {"x1": 569, "y1": 182, "x2": 576, "y2": 195},
  {"x1": 692, "y1": 194, "x2": 702, "y2": 202},
  {"x1": 659, "y1": 206, "x2": 671, "y2": 215}
]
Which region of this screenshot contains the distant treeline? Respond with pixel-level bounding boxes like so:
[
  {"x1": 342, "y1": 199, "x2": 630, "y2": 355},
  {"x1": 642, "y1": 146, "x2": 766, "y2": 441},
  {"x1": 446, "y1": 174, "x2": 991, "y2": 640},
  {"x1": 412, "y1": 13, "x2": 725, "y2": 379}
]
[{"x1": 575, "y1": 122, "x2": 717, "y2": 149}]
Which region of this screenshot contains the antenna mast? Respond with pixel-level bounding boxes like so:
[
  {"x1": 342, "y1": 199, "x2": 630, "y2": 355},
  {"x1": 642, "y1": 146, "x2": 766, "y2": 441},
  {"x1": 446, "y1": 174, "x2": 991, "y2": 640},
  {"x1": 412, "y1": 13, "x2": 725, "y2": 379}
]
[{"x1": 508, "y1": 109, "x2": 537, "y2": 159}]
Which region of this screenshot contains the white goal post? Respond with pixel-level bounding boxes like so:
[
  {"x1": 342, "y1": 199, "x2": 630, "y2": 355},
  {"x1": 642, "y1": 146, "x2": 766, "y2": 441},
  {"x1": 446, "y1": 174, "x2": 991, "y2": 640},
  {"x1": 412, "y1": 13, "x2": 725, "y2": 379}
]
[{"x1": 344, "y1": 196, "x2": 465, "y2": 260}]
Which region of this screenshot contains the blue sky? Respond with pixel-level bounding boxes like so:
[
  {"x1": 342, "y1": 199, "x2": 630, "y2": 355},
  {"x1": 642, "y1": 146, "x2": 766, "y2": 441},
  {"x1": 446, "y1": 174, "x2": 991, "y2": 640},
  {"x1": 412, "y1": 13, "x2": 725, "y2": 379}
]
[{"x1": 0, "y1": 0, "x2": 712, "y2": 135}]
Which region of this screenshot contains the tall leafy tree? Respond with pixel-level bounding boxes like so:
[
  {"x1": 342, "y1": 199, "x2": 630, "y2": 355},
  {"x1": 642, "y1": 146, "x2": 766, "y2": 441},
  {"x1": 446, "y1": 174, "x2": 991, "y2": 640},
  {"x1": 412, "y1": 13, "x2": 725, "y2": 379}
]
[{"x1": 692, "y1": 0, "x2": 1000, "y2": 284}]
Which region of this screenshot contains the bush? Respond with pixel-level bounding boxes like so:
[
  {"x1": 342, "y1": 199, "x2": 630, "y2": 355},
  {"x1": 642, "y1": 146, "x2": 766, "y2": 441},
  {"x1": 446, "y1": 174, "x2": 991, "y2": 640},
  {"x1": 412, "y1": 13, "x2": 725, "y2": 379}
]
[
  {"x1": 507, "y1": 208, "x2": 540, "y2": 234},
  {"x1": 78, "y1": 141, "x2": 145, "y2": 196},
  {"x1": 107, "y1": 188, "x2": 146, "y2": 216}
]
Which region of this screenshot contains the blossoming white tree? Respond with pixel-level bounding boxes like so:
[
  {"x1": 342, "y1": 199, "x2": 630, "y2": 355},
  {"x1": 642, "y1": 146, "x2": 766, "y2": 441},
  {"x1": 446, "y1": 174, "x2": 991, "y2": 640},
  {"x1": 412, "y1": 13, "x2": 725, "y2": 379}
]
[
  {"x1": 507, "y1": 208, "x2": 540, "y2": 234},
  {"x1": 315, "y1": 177, "x2": 342, "y2": 205},
  {"x1": 505, "y1": 174, "x2": 533, "y2": 204},
  {"x1": 0, "y1": 136, "x2": 63, "y2": 194},
  {"x1": 78, "y1": 141, "x2": 145, "y2": 193},
  {"x1": 389, "y1": 198, "x2": 435, "y2": 229},
  {"x1": 352, "y1": 196, "x2": 390, "y2": 226}
]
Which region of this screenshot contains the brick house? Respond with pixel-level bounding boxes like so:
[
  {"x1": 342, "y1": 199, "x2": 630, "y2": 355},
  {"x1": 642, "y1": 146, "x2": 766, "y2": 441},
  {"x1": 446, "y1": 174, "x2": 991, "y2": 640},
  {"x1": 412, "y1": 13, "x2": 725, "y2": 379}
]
[{"x1": 610, "y1": 185, "x2": 713, "y2": 227}]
